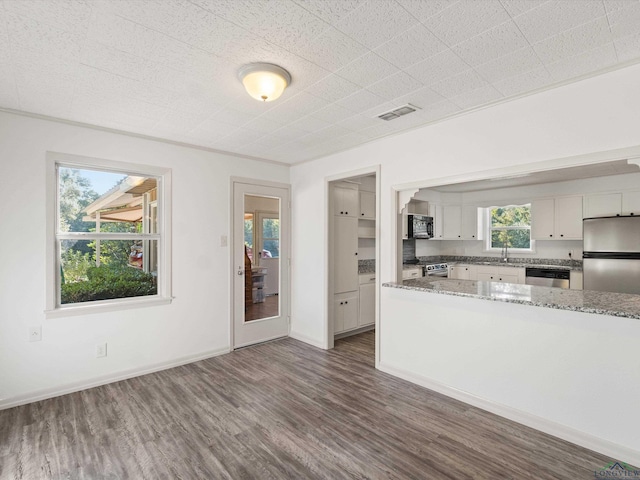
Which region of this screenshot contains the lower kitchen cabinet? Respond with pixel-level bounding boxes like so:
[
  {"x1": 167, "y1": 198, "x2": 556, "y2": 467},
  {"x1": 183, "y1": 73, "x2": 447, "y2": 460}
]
[
  {"x1": 570, "y1": 270, "x2": 583, "y2": 290},
  {"x1": 476, "y1": 272, "x2": 519, "y2": 283},
  {"x1": 449, "y1": 264, "x2": 476, "y2": 280},
  {"x1": 334, "y1": 292, "x2": 358, "y2": 334},
  {"x1": 359, "y1": 280, "x2": 375, "y2": 327},
  {"x1": 476, "y1": 266, "x2": 525, "y2": 284}
]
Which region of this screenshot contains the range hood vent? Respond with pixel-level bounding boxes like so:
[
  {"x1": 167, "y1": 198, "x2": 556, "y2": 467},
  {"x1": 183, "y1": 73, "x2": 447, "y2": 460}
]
[{"x1": 377, "y1": 104, "x2": 420, "y2": 121}]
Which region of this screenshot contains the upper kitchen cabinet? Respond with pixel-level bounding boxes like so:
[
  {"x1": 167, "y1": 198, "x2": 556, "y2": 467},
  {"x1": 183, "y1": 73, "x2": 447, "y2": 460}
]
[
  {"x1": 584, "y1": 191, "x2": 640, "y2": 217},
  {"x1": 333, "y1": 186, "x2": 358, "y2": 217},
  {"x1": 462, "y1": 206, "x2": 481, "y2": 240},
  {"x1": 531, "y1": 196, "x2": 583, "y2": 240},
  {"x1": 442, "y1": 205, "x2": 462, "y2": 239},
  {"x1": 442, "y1": 205, "x2": 479, "y2": 240},
  {"x1": 428, "y1": 203, "x2": 444, "y2": 240},
  {"x1": 359, "y1": 191, "x2": 375, "y2": 219}
]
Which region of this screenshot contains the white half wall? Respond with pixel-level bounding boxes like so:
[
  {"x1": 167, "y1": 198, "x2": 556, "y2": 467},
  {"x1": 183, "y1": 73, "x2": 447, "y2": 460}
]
[
  {"x1": 0, "y1": 111, "x2": 289, "y2": 406},
  {"x1": 379, "y1": 287, "x2": 640, "y2": 465}
]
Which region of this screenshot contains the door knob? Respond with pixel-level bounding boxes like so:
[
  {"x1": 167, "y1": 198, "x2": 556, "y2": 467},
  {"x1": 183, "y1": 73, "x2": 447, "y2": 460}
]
[{"x1": 237, "y1": 267, "x2": 244, "y2": 276}]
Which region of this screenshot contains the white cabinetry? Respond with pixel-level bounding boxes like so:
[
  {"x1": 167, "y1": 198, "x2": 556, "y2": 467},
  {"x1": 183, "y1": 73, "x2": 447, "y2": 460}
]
[
  {"x1": 333, "y1": 215, "x2": 358, "y2": 294},
  {"x1": 443, "y1": 205, "x2": 462, "y2": 239},
  {"x1": 476, "y1": 266, "x2": 525, "y2": 284},
  {"x1": 402, "y1": 266, "x2": 423, "y2": 280},
  {"x1": 442, "y1": 205, "x2": 479, "y2": 240},
  {"x1": 429, "y1": 203, "x2": 444, "y2": 240},
  {"x1": 531, "y1": 196, "x2": 583, "y2": 240},
  {"x1": 584, "y1": 193, "x2": 621, "y2": 218},
  {"x1": 358, "y1": 273, "x2": 375, "y2": 328},
  {"x1": 570, "y1": 271, "x2": 583, "y2": 290},
  {"x1": 449, "y1": 264, "x2": 475, "y2": 280},
  {"x1": 359, "y1": 191, "x2": 375, "y2": 219},
  {"x1": 622, "y1": 191, "x2": 640, "y2": 215},
  {"x1": 333, "y1": 186, "x2": 358, "y2": 217},
  {"x1": 462, "y1": 206, "x2": 480, "y2": 240},
  {"x1": 584, "y1": 191, "x2": 640, "y2": 217},
  {"x1": 334, "y1": 292, "x2": 358, "y2": 333}
]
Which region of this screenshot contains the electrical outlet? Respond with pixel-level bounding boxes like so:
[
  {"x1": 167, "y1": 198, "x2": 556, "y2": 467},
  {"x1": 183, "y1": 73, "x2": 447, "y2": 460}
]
[
  {"x1": 96, "y1": 342, "x2": 107, "y2": 358},
  {"x1": 28, "y1": 326, "x2": 42, "y2": 342}
]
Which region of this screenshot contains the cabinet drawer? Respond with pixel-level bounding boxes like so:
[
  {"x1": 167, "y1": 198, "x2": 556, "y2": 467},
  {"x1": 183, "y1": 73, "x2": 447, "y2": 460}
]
[
  {"x1": 402, "y1": 268, "x2": 423, "y2": 280},
  {"x1": 359, "y1": 273, "x2": 376, "y2": 284}
]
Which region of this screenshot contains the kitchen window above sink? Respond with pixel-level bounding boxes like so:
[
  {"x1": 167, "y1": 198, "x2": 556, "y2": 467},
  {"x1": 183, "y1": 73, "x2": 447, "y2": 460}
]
[{"x1": 485, "y1": 204, "x2": 534, "y2": 254}]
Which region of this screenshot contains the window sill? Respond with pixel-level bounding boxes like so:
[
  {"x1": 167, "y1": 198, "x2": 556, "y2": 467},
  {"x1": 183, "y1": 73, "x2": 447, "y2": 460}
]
[{"x1": 45, "y1": 296, "x2": 172, "y2": 319}]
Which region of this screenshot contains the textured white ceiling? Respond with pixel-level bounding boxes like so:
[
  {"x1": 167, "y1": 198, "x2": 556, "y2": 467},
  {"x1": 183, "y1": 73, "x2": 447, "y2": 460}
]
[{"x1": 1, "y1": 0, "x2": 639, "y2": 164}]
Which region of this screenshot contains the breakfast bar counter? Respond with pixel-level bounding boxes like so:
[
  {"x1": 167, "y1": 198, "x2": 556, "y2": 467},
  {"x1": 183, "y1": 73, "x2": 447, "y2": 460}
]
[{"x1": 383, "y1": 277, "x2": 640, "y2": 320}]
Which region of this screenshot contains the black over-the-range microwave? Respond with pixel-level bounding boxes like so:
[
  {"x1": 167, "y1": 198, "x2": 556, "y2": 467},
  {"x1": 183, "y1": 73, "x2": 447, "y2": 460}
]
[{"x1": 408, "y1": 215, "x2": 433, "y2": 239}]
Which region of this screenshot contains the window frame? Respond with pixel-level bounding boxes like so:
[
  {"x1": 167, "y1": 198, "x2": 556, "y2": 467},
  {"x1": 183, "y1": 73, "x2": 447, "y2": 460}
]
[
  {"x1": 45, "y1": 152, "x2": 172, "y2": 317},
  {"x1": 484, "y1": 203, "x2": 535, "y2": 254}
]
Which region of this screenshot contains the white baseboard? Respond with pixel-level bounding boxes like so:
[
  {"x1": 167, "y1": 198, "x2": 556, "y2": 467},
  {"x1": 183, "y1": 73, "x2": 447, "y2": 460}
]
[
  {"x1": 289, "y1": 330, "x2": 327, "y2": 349},
  {"x1": 0, "y1": 346, "x2": 230, "y2": 411},
  {"x1": 378, "y1": 361, "x2": 640, "y2": 467}
]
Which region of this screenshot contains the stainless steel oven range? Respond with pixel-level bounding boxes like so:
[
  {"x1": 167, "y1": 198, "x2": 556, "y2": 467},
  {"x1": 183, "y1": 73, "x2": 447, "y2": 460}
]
[{"x1": 424, "y1": 263, "x2": 449, "y2": 278}]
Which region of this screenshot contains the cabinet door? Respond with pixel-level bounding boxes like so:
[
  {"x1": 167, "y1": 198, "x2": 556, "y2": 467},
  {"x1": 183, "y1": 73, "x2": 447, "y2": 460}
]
[
  {"x1": 497, "y1": 274, "x2": 519, "y2": 284},
  {"x1": 622, "y1": 191, "x2": 640, "y2": 216},
  {"x1": 450, "y1": 265, "x2": 471, "y2": 280},
  {"x1": 531, "y1": 198, "x2": 555, "y2": 239},
  {"x1": 402, "y1": 268, "x2": 422, "y2": 280},
  {"x1": 334, "y1": 292, "x2": 358, "y2": 333},
  {"x1": 429, "y1": 203, "x2": 444, "y2": 240},
  {"x1": 584, "y1": 193, "x2": 621, "y2": 218},
  {"x1": 570, "y1": 271, "x2": 583, "y2": 290},
  {"x1": 334, "y1": 216, "x2": 358, "y2": 293},
  {"x1": 333, "y1": 187, "x2": 358, "y2": 217},
  {"x1": 462, "y1": 206, "x2": 479, "y2": 240},
  {"x1": 554, "y1": 196, "x2": 583, "y2": 239},
  {"x1": 443, "y1": 205, "x2": 462, "y2": 239},
  {"x1": 358, "y1": 283, "x2": 375, "y2": 327},
  {"x1": 359, "y1": 191, "x2": 375, "y2": 219}
]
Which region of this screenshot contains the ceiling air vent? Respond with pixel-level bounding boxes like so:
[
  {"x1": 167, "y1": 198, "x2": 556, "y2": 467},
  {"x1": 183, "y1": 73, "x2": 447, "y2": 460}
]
[{"x1": 376, "y1": 104, "x2": 420, "y2": 121}]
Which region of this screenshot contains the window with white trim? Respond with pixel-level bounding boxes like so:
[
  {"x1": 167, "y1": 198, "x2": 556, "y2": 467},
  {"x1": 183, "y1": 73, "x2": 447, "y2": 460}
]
[
  {"x1": 486, "y1": 204, "x2": 533, "y2": 252},
  {"x1": 46, "y1": 153, "x2": 171, "y2": 314}
]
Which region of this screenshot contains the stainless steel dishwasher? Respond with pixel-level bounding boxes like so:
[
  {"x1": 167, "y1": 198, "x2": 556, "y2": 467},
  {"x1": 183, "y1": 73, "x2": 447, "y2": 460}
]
[{"x1": 525, "y1": 268, "x2": 570, "y2": 289}]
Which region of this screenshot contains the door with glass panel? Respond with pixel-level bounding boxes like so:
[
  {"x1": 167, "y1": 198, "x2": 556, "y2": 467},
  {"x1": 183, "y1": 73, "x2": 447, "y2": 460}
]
[{"x1": 233, "y1": 180, "x2": 289, "y2": 348}]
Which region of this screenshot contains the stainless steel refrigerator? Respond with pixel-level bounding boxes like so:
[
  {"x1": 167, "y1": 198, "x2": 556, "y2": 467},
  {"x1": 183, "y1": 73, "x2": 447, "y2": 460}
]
[{"x1": 583, "y1": 215, "x2": 640, "y2": 294}]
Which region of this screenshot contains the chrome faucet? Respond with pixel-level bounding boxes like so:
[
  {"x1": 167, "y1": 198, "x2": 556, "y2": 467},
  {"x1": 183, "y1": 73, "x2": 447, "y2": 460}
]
[{"x1": 501, "y1": 240, "x2": 509, "y2": 263}]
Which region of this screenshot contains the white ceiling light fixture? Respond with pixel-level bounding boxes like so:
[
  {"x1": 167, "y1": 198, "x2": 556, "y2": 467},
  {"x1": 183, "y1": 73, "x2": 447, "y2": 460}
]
[{"x1": 238, "y1": 63, "x2": 291, "y2": 102}]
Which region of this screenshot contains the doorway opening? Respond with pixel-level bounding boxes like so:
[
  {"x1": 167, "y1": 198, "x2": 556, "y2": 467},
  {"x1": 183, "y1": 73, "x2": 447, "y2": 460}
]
[{"x1": 327, "y1": 169, "x2": 379, "y2": 365}]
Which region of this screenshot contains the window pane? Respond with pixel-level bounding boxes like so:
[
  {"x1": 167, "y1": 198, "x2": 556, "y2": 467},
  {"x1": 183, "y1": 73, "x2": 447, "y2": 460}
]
[
  {"x1": 491, "y1": 229, "x2": 531, "y2": 249},
  {"x1": 490, "y1": 205, "x2": 531, "y2": 228},
  {"x1": 244, "y1": 214, "x2": 253, "y2": 261},
  {"x1": 60, "y1": 239, "x2": 157, "y2": 304},
  {"x1": 262, "y1": 218, "x2": 280, "y2": 238},
  {"x1": 59, "y1": 167, "x2": 158, "y2": 234},
  {"x1": 262, "y1": 239, "x2": 279, "y2": 258}
]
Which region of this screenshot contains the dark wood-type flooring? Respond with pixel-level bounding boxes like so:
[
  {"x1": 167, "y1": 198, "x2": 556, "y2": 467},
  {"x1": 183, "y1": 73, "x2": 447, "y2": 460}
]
[
  {"x1": 245, "y1": 294, "x2": 279, "y2": 322},
  {"x1": 0, "y1": 331, "x2": 623, "y2": 479}
]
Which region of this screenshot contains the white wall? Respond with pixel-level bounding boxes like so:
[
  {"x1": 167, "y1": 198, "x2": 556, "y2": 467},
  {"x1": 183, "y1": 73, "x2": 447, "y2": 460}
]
[
  {"x1": 290, "y1": 63, "x2": 640, "y2": 459},
  {"x1": 0, "y1": 111, "x2": 288, "y2": 406}
]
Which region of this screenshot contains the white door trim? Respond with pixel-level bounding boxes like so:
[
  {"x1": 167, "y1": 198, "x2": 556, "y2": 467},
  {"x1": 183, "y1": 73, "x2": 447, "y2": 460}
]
[
  {"x1": 325, "y1": 165, "x2": 381, "y2": 369},
  {"x1": 230, "y1": 178, "x2": 291, "y2": 350}
]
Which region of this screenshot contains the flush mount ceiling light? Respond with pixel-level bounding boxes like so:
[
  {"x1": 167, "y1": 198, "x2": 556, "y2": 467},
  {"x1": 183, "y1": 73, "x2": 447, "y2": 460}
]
[{"x1": 238, "y1": 63, "x2": 291, "y2": 102}]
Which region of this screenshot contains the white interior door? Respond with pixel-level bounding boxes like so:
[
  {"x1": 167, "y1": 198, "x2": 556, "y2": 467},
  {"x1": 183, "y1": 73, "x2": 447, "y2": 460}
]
[{"x1": 233, "y1": 181, "x2": 289, "y2": 348}]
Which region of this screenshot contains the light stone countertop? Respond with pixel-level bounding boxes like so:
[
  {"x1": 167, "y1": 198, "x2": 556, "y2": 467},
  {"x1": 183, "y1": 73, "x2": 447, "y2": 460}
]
[
  {"x1": 446, "y1": 261, "x2": 580, "y2": 271},
  {"x1": 383, "y1": 277, "x2": 640, "y2": 320}
]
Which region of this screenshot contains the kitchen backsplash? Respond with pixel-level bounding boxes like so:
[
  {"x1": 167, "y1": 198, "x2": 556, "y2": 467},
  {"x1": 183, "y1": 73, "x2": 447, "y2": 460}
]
[
  {"x1": 358, "y1": 259, "x2": 375, "y2": 274},
  {"x1": 418, "y1": 255, "x2": 582, "y2": 268}
]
